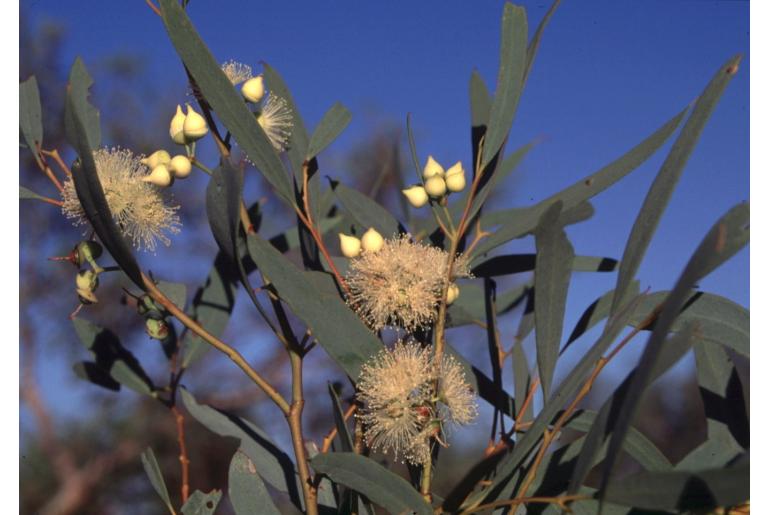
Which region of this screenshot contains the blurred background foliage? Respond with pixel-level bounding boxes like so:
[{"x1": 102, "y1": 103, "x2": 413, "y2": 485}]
[{"x1": 19, "y1": 4, "x2": 748, "y2": 514}]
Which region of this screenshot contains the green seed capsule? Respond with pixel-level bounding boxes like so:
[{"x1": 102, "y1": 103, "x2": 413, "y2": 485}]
[{"x1": 145, "y1": 318, "x2": 169, "y2": 340}]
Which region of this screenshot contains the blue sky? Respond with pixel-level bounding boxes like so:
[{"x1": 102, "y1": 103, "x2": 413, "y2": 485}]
[{"x1": 20, "y1": 1, "x2": 748, "y2": 428}]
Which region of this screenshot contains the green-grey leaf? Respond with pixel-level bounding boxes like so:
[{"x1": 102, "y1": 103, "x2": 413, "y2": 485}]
[
  {"x1": 72, "y1": 318, "x2": 154, "y2": 396},
  {"x1": 156, "y1": 281, "x2": 187, "y2": 312},
  {"x1": 471, "y1": 253, "x2": 615, "y2": 278},
  {"x1": 141, "y1": 447, "x2": 175, "y2": 515},
  {"x1": 311, "y1": 453, "x2": 432, "y2": 515},
  {"x1": 630, "y1": 291, "x2": 749, "y2": 357},
  {"x1": 533, "y1": 202, "x2": 574, "y2": 397},
  {"x1": 20, "y1": 76, "x2": 43, "y2": 164},
  {"x1": 247, "y1": 235, "x2": 382, "y2": 379},
  {"x1": 157, "y1": 0, "x2": 294, "y2": 205},
  {"x1": 328, "y1": 384, "x2": 354, "y2": 452},
  {"x1": 228, "y1": 450, "x2": 281, "y2": 515},
  {"x1": 481, "y1": 3, "x2": 527, "y2": 169},
  {"x1": 19, "y1": 185, "x2": 47, "y2": 202},
  {"x1": 181, "y1": 490, "x2": 222, "y2": 515},
  {"x1": 180, "y1": 388, "x2": 303, "y2": 507},
  {"x1": 64, "y1": 59, "x2": 142, "y2": 288},
  {"x1": 332, "y1": 181, "x2": 401, "y2": 238},
  {"x1": 600, "y1": 202, "x2": 749, "y2": 499},
  {"x1": 447, "y1": 282, "x2": 528, "y2": 327},
  {"x1": 72, "y1": 361, "x2": 121, "y2": 391},
  {"x1": 307, "y1": 102, "x2": 352, "y2": 160},
  {"x1": 523, "y1": 0, "x2": 561, "y2": 85},
  {"x1": 602, "y1": 460, "x2": 749, "y2": 512},
  {"x1": 611, "y1": 55, "x2": 742, "y2": 316}
]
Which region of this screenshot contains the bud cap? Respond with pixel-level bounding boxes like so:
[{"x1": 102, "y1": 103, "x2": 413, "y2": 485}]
[
  {"x1": 446, "y1": 283, "x2": 460, "y2": 305},
  {"x1": 402, "y1": 185, "x2": 429, "y2": 208},
  {"x1": 423, "y1": 155, "x2": 445, "y2": 179},
  {"x1": 424, "y1": 175, "x2": 447, "y2": 198},
  {"x1": 169, "y1": 155, "x2": 192, "y2": 179},
  {"x1": 241, "y1": 76, "x2": 266, "y2": 103},
  {"x1": 339, "y1": 233, "x2": 362, "y2": 258},
  {"x1": 169, "y1": 105, "x2": 187, "y2": 144},
  {"x1": 183, "y1": 104, "x2": 209, "y2": 141},
  {"x1": 361, "y1": 228, "x2": 385, "y2": 253},
  {"x1": 142, "y1": 165, "x2": 174, "y2": 188},
  {"x1": 140, "y1": 150, "x2": 171, "y2": 170}
]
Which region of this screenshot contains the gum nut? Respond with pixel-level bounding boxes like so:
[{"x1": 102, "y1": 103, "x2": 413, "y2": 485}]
[
  {"x1": 361, "y1": 227, "x2": 385, "y2": 253},
  {"x1": 183, "y1": 103, "x2": 209, "y2": 140},
  {"x1": 402, "y1": 185, "x2": 429, "y2": 208},
  {"x1": 169, "y1": 105, "x2": 187, "y2": 144},
  {"x1": 445, "y1": 169, "x2": 466, "y2": 192},
  {"x1": 241, "y1": 76, "x2": 265, "y2": 103},
  {"x1": 424, "y1": 175, "x2": 447, "y2": 197},
  {"x1": 423, "y1": 155, "x2": 445, "y2": 179},
  {"x1": 140, "y1": 150, "x2": 171, "y2": 169},
  {"x1": 145, "y1": 318, "x2": 169, "y2": 340},
  {"x1": 169, "y1": 155, "x2": 192, "y2": 178},
  {"x1": 446, "y1": 283, "x2": 460, "y2": 305},
  {"x1": 75, "y1": 270, "x2": 98, "y2": 291},
  {"x1": 143, "y1": 165, "x2": 174, "y2": 187},
  {"x1": 339, "y1": 233, "x2": 362, "y2": 258}
]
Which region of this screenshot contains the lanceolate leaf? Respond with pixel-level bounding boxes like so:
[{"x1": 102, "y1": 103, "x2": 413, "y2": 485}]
[
  {"x1": 447, "y1": 282, "x2": 528, "y2": 327},
  {"x1": 157, "y1": 0, "x2": 294, "y2": 204},
  {"x1": 611, "y1": 55, "x2": 742, "y2": 316},
  {"x1": 471, "y1": 253, "x2": 615, "y2": 277},
  {"x1": 228, "y1": 450, "x2": 281, "y2": 515},
  {"x1": 601, "y1": 460, "x2": 749, "y2": 512},
  {"x1": 246, "y1": 235, "x2": 382, "y2": 379},
  {"x1": 533, "y1": 201, "x2": 574, "y2": 397},
  {"x1": 523, "y1": 0, "x2": 562, "y2": 85},
  {"x1": 332, "y1": 180, "x2": 402, "y2": 238},
  {"x1": 64, "y1": 59, "x2": 143, "y2": 288},
  {"x1": 140, "y1": 447, "x2": 175, "y2": 515},
  {"x1": 311, "y1": 453, "x2": 433, "y2": 515},
  {"x1": 481, "y1": 3, "x2": 527, "y2": 170},
  {"x1": 181, "y1": 490, "x2": 222, "y2": 515},
  {"x1": 471, "y1": 107, "x2": 687, "y2": 260},
  {"x1": 469, "y1": 70, "x2": 492, "y2": 170},
  {"x1": 599, "y1": 202, "x2": 749, "y2": 500},
  {"x1": 328, "y1": 384, "x2": 354, "y2": 452},
  {"x1": 72, "y1": 318, "x2": 154, "y2": 396},
  {"x1": 19, "y1": 76, "x2": 43, "y2": 164},
  {"x1": 307, "y1": 102, "x2": 352, "y2": 160},
  {"x1": 180, "y1": 389, "x2": 304, "y2": 508},
  {"x1": 19, "y1": 185, "x2": 48, "y2": 202}
]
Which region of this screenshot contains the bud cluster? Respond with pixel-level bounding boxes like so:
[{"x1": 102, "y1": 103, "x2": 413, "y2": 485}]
[{"x1": 402, "y1": 156, "x2": 467, "y2": 208}]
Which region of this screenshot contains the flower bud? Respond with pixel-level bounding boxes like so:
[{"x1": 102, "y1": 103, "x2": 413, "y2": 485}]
[
  {"x1": 137, "y1": 294, "x2": 161, "y2": 316},
  {"x1": 183, "y1": 104, "x2": 209, "y2": 141},
  {"x1": 361, "y1": 228, "x2": 385, "y2": 253},
  {"x1": 76, "y1": 269, "x2": 99, "y2": 292},
  {"x1": 339, "y1": 233, "x2": 362, "y2": 258},
  {"x1": 140, "y1": 150, "x2": 171, "y2": 170},
  {"x1": 424, "y1": 175, "x2": 447, "y2": 198},
  {"x1": 445, "y1": 161, "x2": 466, "y2": 192},
  {"x1": 169, "y1": 155, "x2": 192, "y2": 179},
  {"x1": 145, "y1": 318, "x2": 169, "y2": 340},
  {"x1": 169, "y1": 105, "x2": 187, "y2": 145},
  {"x1": 142, "y1": 164, "x2": 174, "y2": 188},
  {"x1": 74, "y1": 241, "x2": 103, "y2": 267},
  {"x1": 402, "y1": 185, "x2": 429, "y2": 208},
  {"x1": 423, "y1": 155, "x2": 444, "y2": 179},
  {"x1": 446, "y1": 283, "x2": 460, "y2": 305},
  {"x1": 241, "y1": 76, "x2": 265, "y2": 103}
]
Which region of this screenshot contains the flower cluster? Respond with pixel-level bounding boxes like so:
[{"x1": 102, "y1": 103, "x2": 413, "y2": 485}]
[
  {"x1": 344, "y1": 233, "x2": 470, "y2": 332},
  {"x1": 61, "y1": 148, "x2": 181, "y2": 252},
  {"x1": 356, "y1": 340, "x2": 477, "y2": 465}
]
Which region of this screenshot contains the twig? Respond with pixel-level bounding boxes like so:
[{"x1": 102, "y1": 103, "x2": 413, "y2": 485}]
[
  {"x1": 171, "y1": 406, "x2": 190, "y2": 503},
  {"x1": 145, "y1": 0, "x2": 162, "y2": 16},
  {"x1": 463, "y1": 494, "x2": 589, "y2": 514},
  {"x1": 287, "y1": 350, "x2": 318, "y2": 515}
]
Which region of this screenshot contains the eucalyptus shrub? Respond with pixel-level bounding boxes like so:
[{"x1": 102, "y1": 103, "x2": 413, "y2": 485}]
[{"x1": 19, "y1": 1, "x2": 749, "y2": 514}]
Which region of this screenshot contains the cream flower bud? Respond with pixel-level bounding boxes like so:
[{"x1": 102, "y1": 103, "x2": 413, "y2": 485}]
[
  {"x1": 169, "y1": 105, "x2": 187, "y2": 145},
  {"x1": 402, "y1": 185, "x2": 429, "y2": 208},
  {"x1": 361, "y1": 228, "x2": 385, "y2": 253},
  {"x1": 140, "y1": 150, "x2": 171, "y2": 170},
  {"x1": 169, "y1": 155, "x2": 192, "y2": 179},
  {"x1": 143, "y1": 164, "x2": 174, "y2": 188},
  {"x1": 423, "y1": 155, "x2": 445, "y2": 179},
  {"x1": 424, "y1": 175, "x2": 447, "y2": 198},
  {"x1": 339, "y1": 233, "x2": 362, "y2": 258},
  {"x1": 183, "y1": 104, "x2": 208, "y2": 141},
  {"x1": 446, "y1": 283, "x2": 460, "y2": 305},
  {"x1": 241, "y1": 76, "x2": 265, "y2": 103},
  {"x1": 445, "y1": 162, "x2": 466, "y2": 192}
]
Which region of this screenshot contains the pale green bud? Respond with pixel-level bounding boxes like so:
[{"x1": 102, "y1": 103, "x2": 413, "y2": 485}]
[
  {"x1": 142, "y1": 164, "x2": 174, "y2": 188},
  {"x1": 140, "y1": 150, "x2": 171, "y2": 170},
  {"x1": 424, "y1": 175, "x2": 447, "y2": 198},
  {"x1": 339, "y1": 233, "x2": 362, "y2": 258},
  {"x1": 145, "y1": 318, "x2": 169, "y2": 340},
  {"x1": 446, "y1": 283, "x2": 460, "y2": 305},
  {"x1": 169, "y1": 105, "x2": 187, "y2": 145},
  {"x1": 423, "y1": 155, "x2": 445, "y2": 179},
  {"x1": 402, "y1": 185, "x2": 429, "y2": 208},
  {"x1": 169, "y1": 155, "x2": 192, "y2": 179},
  {"x1": 241, "y1": 76, "x2": 265, "y2": 103},
  {"x1": 183, "y1": 103, "x2": 208, "y2": 141},
  {"x1": 445, "y1": 161, "x2": 466, "y2": 192},
  {"x1": 361, "y1": 228, "x2": 385, "y2": 253}
]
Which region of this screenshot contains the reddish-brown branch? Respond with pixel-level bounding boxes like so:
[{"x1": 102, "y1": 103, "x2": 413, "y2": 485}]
[
  {"x1": 171, "y1": 406, "x2": 190, "y2": 503},
  {"x1": 145, "y1": 0, "x2": 162, "y2": 16}
]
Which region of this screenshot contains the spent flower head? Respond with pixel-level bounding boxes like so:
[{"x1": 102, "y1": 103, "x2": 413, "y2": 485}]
[
  {"x1": 61, "y1": 148, "x2": 181, "y2": 252},
  {"x1": 345, "y1": 234, "x2": 471, "y2": 332},
  {"x1": 357, "y1": 340, "x2": 478, "y2": 465},
  {"x1": 220, "y1": 59, "x2": 253, "y2": 85}
]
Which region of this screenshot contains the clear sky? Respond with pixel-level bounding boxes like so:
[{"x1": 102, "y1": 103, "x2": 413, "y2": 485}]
[{"x1": 20, "y1": 1, "x2": 749, "y2": 424}]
